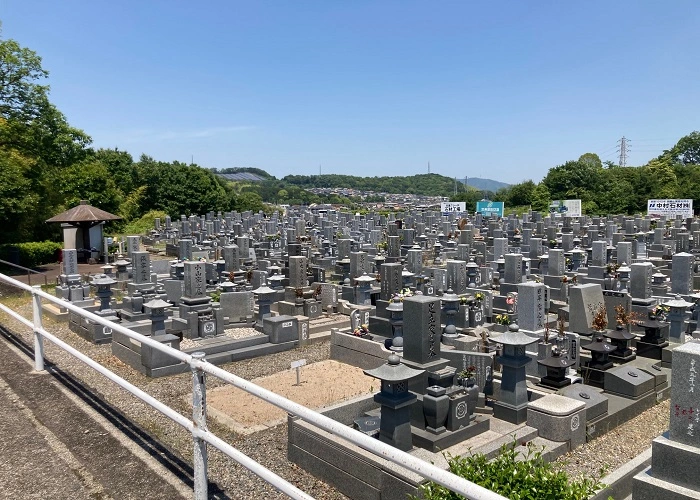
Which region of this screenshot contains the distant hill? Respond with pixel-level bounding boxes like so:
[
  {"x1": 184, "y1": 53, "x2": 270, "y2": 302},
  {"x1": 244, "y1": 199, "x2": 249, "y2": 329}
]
[{"x1": 462, "y1": 177, "x2": 510, "y2": 192}]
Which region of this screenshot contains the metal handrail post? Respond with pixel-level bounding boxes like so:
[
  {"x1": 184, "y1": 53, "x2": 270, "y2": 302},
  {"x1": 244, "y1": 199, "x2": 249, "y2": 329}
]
[
  {"x1": 31, "y1": 286, "x2": 44, "y2": 372},
  {"x1": 191, "y1": 352, "x2": 208, "y2": 500}
]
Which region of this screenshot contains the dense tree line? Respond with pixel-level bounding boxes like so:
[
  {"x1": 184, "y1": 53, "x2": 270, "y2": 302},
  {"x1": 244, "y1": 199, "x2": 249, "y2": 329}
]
[{"x1": 465, "y1": 142, "x2": 700, "y2": 215}]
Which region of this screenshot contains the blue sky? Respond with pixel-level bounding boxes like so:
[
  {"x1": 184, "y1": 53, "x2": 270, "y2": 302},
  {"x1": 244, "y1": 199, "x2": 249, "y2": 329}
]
[{"x1": 3, "y1": 1, "x2": 699, "y2": 184}]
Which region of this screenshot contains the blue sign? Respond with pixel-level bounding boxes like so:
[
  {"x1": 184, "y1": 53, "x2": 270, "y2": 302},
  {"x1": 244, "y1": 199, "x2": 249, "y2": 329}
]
[{"x1": 476, "y1": 200, "x2": 504, "y2": 217}]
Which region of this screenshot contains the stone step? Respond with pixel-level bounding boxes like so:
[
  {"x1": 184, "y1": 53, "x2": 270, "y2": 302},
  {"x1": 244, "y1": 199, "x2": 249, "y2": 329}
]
[
  {"x1": 633, "y1": 465, "x2": 700, "y2": 500},
  {"x1": 514, "y1": 436, "x2": 569, "y2": 463},
  {"x1": 473, "y1": 425, "x2": 539, "y2": 460},
  {"x1": 182, "y1": 334, "x2": 268, "y2": 356},
  {"x1": 204, "y1": 340, "x2": 297, "y2": 364}
]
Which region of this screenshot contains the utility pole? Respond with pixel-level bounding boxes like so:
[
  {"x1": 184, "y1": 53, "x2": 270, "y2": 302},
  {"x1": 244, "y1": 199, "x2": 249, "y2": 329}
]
[
  {"x1": 617, "y1": 136, "x2": 630, "y2": 167},
  {"x1": 319, "y1": 164, "x2": 321, "y2": 176}
]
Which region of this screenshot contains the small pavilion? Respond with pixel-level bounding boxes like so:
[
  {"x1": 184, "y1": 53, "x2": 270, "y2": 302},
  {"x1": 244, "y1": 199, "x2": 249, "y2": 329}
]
[{"x1": 46, "y1": 200, "x2": 121, "y2": 262}]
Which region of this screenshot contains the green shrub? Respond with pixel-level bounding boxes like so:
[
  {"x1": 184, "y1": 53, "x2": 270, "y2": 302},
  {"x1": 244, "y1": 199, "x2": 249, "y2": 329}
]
[
  {"x1": 415, "y1": 440, "x2": 605, "y2": 500},
  {"x1": 119, "y1": 210, "x2": 168, "y2": 236},
  {"x1": 0, "y1": 241, "x2": 63, "y2": 268}
]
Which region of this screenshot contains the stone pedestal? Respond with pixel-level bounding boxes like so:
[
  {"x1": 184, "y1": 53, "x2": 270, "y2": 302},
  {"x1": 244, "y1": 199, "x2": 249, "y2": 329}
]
[{"x1": 527, "y1": 394, "x2": 586, "y2": 449}]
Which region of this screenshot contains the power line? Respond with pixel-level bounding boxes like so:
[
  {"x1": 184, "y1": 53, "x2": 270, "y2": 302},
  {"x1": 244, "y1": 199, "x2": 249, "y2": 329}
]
[{"x1": 617, "y1": 136, "x2": 630, "y2": 167}]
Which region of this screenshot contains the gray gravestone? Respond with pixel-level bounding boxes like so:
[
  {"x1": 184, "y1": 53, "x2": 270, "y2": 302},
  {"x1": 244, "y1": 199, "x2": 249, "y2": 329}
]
[
  {"x1": 380, "y1": 263, "x2": 403, "y2": 301},
  {"x1": 183, "y1": 261, "x2": 206, "y2": 299},
  {"x1": 220, "y1": 291, "x2": 254, "y2": 323},
  {"x1": 62, "y1": 249, "x2": 79, "y2": 277},
  {"x1": 126, "y1": 236, "x2": 140, "y2": 259},
  {"x1": 289, "y1": 256, "x2": 308, "y2": 289},
  {"x1": 548, "y1": 249, "x2": 566, "y2": 276},
  {"x1": 617, "y1": 241, "x2": 632, "y2": 266},
  {"x1": 630, "y1": 262, "x2": 653, "y2": 300},
  {"x1": 222, "y1": 245, "x2": 239, "y2": 272},
  {"x1": 132, "y1": 251, "x2": 151, "y2": 284},
  {"x1": 446, "y1": 260, "x2": 467, "y2": 294},
  {"x1": 591, "y1": 241, "x2": 607, "y2": 267},
  {"x1": 403, "y1": 295, "x2": 442, "y2": 365},
  {"x1": 179, "y1": 239, "x2": 193, "y2": 261},
  {"x1": 568, "y1": 283, "x2": 605, "y2": 335},
  {"x1": 517, "y1": 282, "x2": 546, "y2": 333},
  {"x1": 504, "y1": 254, "x2": 523, "y2": 284},
  {"x1": 672, "y1": 252, "x2": 694, "y2": 295}
]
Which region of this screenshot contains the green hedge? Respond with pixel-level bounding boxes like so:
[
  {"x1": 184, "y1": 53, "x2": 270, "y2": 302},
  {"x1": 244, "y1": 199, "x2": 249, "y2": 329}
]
[{"x1": 0, "y1": 241, "x2": 63, "y2": 269}]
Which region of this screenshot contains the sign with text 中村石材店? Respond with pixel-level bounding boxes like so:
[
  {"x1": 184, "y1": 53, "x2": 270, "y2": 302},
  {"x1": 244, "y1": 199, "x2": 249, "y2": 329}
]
[
  {"x1": 647, "y1": 199, "x2": 693, "y2": 218},
  {"x1": 475, "y1": 200, "x2": 504, "y2": 217},
  {"x1": 549, "y1": 199, "x2": 582, "y2": 217},
  {"x1": 441, "y1": 202, "x2": 466, "y2": 213}
]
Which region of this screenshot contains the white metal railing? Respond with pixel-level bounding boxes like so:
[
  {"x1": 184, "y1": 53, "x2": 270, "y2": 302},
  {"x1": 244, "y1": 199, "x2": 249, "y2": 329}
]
[{"x1": 0, "y1": 272, "x2": 507, "y2": 500}]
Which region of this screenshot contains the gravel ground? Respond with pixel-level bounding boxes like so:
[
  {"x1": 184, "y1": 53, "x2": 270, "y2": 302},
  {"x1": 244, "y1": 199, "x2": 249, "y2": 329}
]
[
  {"x1": 555, "y1": 399, "x2": 670, "y2": 480},
  {"x1": 0, "y1": 291, "x2": 347, "y2": 500},
  {"x1": 0, "y1": 289, "x2": 673, "y2": 499}
]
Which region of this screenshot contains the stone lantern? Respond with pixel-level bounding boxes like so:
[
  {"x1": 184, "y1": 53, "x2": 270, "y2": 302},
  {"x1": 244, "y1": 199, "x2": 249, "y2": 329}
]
[
  {"x1": 571, "y1": 247, "x2": 586, "y2": 271},
  {"x1": 493, "y1": 323, "x2": 535, "y2": 424},
  {"x1": 664, "y1": 295, "x2": 692, "y2": 343},
  {"x1": 363, "y1": 354, "x2": 424, "y2": 451},
  {"x1": 617, "y1": 263, "x2": 631, "y2": 292},
  {"x1": 114, "y1": 258, "x2": 130, "y2": 280},
  {"x1": 372, "y1": 254, "x2": 385, "y2": 274},
  {"x1": 440, "y1": 289, "x2": 461, "y2": 344},
  {"x1": 401, "y1": 267, "x2": 415, "y2": 288},
  {"x1": 581, "y1": 335, "x2": 616, "y2": 387},
  {"x1": 354, "y1": 272, "x2": 375, "y2": 306},
  {"x1": 466, "y1": 258, "x2": 479, "y2": 288},
  {"x1": 386, "y1": 301, "x2": 404, "y2": 351},
  {"x1": 604, "y1": 325, "x2": 636, "y2": 362},
  {"x1": 495, "y1": 256, "x2": 506, "y2": 284},
  {"x1": 92, "y1": 276, "x2": 117, "y2": 313},
  {"x1": 144, "y1": 298, "x2": 171, "y2": 336},
  {"x1": 635, "y1": 317, "x2": 669, "y2": 359},
  {"x1": 337, "y1": 257, "x2": 351, "y2": 285},
  {"x1": 537, "y1": 345, "x2": 576, "y2": 388},
  {"x1": 433, "y1": 241, "x2": 443, "y2": 265},
  {"x1": 253, "y1": 284, "x2": 277, "y2": 325}
]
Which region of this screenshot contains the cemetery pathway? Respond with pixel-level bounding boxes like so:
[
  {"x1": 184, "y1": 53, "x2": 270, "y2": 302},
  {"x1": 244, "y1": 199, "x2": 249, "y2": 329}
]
[
  {"x1": 8, "y1": 262, "x2": 107, "y2": 286},
  {"x1": 0, "y1": 328, "x2": 194, "y2": 499}
]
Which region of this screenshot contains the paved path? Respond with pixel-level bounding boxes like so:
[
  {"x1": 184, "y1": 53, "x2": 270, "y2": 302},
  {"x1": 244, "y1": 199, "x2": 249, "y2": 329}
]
[
  {"x1": 5, "y1": 262, "x2": 108, "y2": 287},
  {"x1": 0, "y1": 327, "x2": 202, "y2": 499}
]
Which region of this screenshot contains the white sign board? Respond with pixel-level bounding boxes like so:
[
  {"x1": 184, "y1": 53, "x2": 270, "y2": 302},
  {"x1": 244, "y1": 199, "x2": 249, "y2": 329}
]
[
  {"x1": 549, "y1": 199, "x2": 582, "y2": 217},
  {"x1": 647, "y1": 199, "x2": 693, "y2": 218},
  {"x1": 441, "y1": 202, "x2": 466, "y2": 213},
  {"x1": 291, "y1": 359, "x2": 307, "y2": 369}
]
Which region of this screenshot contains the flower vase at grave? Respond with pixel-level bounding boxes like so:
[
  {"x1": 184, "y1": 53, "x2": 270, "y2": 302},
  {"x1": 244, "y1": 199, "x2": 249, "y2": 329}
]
[
  {"x1": 423, "y1": 386, "x2": 449, "y2": 435},
  {"x1": 462, "y1": 379, "x2": 479, "y2": 420}
]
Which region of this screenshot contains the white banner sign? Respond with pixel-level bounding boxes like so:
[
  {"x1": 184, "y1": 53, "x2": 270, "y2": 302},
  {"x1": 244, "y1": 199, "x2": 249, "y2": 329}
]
[
  {"x1": 647, "y1": 199, "x2": 693, "y2": 218},
  {"x1": 441, "y1": 202, "x2": 466, "y2": 213},
  {"x1": 549, "y1": 199, "x2": 582, "y2": 217}
]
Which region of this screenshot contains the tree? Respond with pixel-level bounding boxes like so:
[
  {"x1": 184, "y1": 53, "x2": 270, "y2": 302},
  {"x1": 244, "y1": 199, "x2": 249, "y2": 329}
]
[
  {"x1": 530, "y1": 183, "x2": 551, "y2": 212},
  {"x1": 578, "y1": 152, "x2": 602, "y2": 169},
  {"x1": 507, "y1": 180, "x2": 536, "y2": 207},
  {"x1": 0, "y1": 32, "x2": 90, "y2": 165},
  {"x1": 0, "y1": 148, "x2": 39, "y2": 242},
  {"x1": 0, "y1": 31, "x2": 49, "y2": 124},
  {"x1": 661, "y1": 131, "x2": 700, "y2": 165},
  {"x1": 93, "y1": 148, "x2": 136, "y2": 195},
  {"x1": 50, "y1": 159, "x2": 122, "y2": 214},
  {"x1": 236, "y1": 191, "x2": 265, "y2": 212}
]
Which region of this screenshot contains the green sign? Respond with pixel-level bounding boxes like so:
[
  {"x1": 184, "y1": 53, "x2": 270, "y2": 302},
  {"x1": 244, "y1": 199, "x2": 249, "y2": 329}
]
[{"x1": 476, "y1": 200, "x2": 504, "y2": 217}]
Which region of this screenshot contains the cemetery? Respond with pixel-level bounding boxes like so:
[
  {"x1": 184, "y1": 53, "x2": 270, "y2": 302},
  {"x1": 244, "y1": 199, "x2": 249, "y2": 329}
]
[{"x1": 31, "y1": 204, "x2": 700, "y2": 499}]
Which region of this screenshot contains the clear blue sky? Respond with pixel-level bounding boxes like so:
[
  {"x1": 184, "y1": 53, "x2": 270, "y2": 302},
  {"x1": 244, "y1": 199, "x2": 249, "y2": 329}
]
[{"x1": 3, "y1": 1, "x2": 699, "y2": 184}]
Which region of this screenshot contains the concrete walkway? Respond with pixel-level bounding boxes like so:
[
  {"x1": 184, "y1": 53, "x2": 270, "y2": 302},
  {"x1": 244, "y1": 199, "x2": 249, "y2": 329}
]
[{"x1": 0, "y1": 326, "x2": 214, "y2": 499}]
